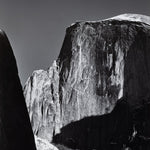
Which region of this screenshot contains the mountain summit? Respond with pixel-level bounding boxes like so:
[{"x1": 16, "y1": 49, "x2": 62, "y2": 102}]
[{"x1": 110, "y1": 13, "x2": 150, "y2": 25}]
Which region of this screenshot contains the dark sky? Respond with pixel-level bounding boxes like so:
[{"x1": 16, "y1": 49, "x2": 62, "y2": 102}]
[{"x1": 0, "y1": 0, "x2": 149, "y2": 85}]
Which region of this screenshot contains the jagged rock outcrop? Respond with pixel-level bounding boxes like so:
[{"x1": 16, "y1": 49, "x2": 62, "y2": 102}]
[
  {"x1": 24, "y1": 14, "x2": 150, "y2": 149},
  {"x1": 24, "y1": 61, "x2": 60, "y2": 141},
  {"x1": 0, "y1": 30, "x2": 36, "y2": 150}
]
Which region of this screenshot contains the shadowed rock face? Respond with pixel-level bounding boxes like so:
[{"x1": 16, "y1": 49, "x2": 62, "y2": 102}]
[
  {"x1": 53, "y1": 99, "x2": 150, "y2": 150},
  {"x1": 53, "y1": 98, "x2": 133, "y2": 150},
  {"x1": 24, "y1": 14, "x2": 150, "y2": 149},
  {"x1": 0, "y1": 30, "x2": 36, "y2": 150}
]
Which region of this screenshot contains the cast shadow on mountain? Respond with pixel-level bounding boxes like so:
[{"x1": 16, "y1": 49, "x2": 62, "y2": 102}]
[{"x1": 53, "y1": 97, "x2": 150, "y2": 150}]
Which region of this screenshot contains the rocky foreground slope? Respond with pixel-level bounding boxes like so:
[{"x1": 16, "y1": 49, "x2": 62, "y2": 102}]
[
  {"x1": 0, "y1": 30, "x2": 36, "y2": 149},
  {"x1": 24, "y1": 14, "x2": 150, "y2": 150}
]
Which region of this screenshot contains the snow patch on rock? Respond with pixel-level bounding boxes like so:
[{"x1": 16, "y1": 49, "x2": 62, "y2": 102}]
[{"x1": 35, "y1": 136, "x2": 59, "y2": 150}]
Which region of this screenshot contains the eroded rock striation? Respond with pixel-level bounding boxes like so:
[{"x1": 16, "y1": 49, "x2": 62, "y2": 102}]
[
  {"x1": 24, "y1": 14, "x2": 150, "y2": 149},
  {"x1": 0, "y1": 30, "x2": 36, "y2": 150},
  {"x1": 24, "y1": 61, "x2": 60, "y2": 141}
]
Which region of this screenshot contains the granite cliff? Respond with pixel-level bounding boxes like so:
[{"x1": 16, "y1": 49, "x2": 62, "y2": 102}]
[
  {"x1": 24, "y1": 14, "x2": 150, "y2": 150},
  {"x1": 0, "y1": 30, "x2": 36, "y2": 150}
]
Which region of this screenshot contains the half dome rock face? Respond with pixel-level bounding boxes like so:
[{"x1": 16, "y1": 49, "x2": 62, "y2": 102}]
[
  {"x1": 24, "y1": 14, "x2": 150, "y2": 148},
  {"x1": 0, "y1": 30, "x2": 36, "y2": 150}
]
